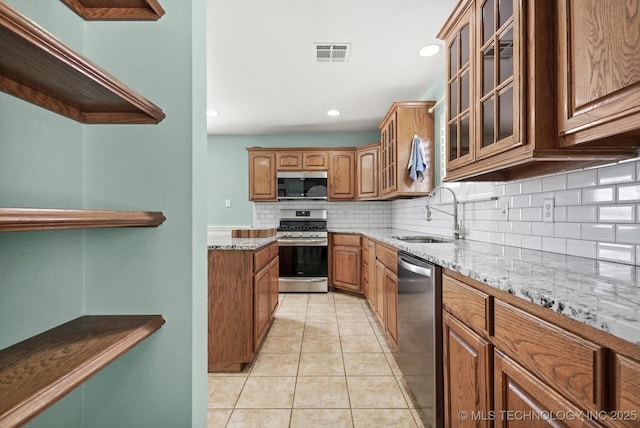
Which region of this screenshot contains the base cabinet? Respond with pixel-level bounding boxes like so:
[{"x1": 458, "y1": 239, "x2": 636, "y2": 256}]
[
  {"x1": 208, "y1": 242, "x2": 278, "y2": 372},
  {"x1": 330, "y1": 233, "x2": 362, "y2": 292},
  {"x1": 443, "y1": 311, "x2": 492, "y2": 428},
  {"x1": 443, "y1": 269, "x2": 640, "y2": 428}
]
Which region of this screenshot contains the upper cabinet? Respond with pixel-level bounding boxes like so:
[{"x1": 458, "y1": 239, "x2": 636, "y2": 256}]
[
  {"x1": 0, "y1": 2, "x2": 165, "y2": 124},
  {"x1": 438, "y1": 0, "x2": 636, "y2": 182},
  {"x1": 276, "y1": 152, "x2": 303, "y2": 171},
  {"x1": 275, "y1": 150, "x2": 329, "y2": 171},
  {"x1": 557, "y1": 0, "x2": 640, "y2": 147},
  {"x1": 379, "y1": 102, "x2": 435, "y2": 199},
  {"x1": 328, "y1": 150, "x2": 356, "y2": 200},
  {"x1": 356, "y1": 142, "x2": 379, "y2": 200},
  {"x1": 248, "y1": 150, "x2": 277, "y2": 201}
]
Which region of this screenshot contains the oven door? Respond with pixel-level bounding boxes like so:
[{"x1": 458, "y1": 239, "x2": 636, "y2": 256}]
[{"x1": 277, "y1": 238, "x2": 328, "y2": 292}]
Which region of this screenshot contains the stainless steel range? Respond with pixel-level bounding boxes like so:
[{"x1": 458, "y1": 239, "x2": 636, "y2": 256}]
[{"x1": 277, "y1": 209, "x2": 328, "y2": 292}]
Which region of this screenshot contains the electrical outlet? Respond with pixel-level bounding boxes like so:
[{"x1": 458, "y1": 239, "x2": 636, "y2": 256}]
[
  {"x1": 543, "y1": 198, "x2": 554, "y2": 223},
  {"x1": 224, "y1": 199, "x2": 231, "y2": 208},
  {"x1": 501, "y1": 201, "x2": 509, "y2": 221}
]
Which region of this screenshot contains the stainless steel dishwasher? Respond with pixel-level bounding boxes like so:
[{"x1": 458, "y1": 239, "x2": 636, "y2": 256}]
[{"x1": 394, "y1": 251, "x2": 443, "y2": 428}]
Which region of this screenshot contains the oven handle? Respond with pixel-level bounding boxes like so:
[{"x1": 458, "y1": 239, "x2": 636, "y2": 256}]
[{"x1": 277, "y1": 238, "x2": 328, "y2": 246}]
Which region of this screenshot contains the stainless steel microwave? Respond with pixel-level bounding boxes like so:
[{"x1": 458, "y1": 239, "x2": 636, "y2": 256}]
[{"x1": 277, "y1": 171, "x2": 328, "y2": 200}]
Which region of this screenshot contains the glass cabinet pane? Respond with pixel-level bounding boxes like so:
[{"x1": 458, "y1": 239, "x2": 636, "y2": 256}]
[
  {"x1": 450, "y1": 79, "x2": 458, "y2": 117},
  {"x1": 449, "y1": 36, "x2": 458, "y2": 77},
  {"x1": 460, "y1": 115, "x2": 470, "y2": 156},
  {"x1": 482, "y1": 0, "x2": 495, "y2": 44},
  {"x1": 482, "y1": 44, "x2": 495, "y2": 96},
  {"x1": 482, "y1": 97, "x2": 495, "y2": 148},
  {"x1": 449, "y1": 123, "x2": 458, "y2": 161},
  {"x1": 498, "y1": 86, "x2": 513, "y2": 140},
  {"x1": 498, "y1": 26, "x2": 513, "y2": 85},
  {"x1": 460, "y1": 25, "x2": 470, "y2": 66},
  {"x1": 498, "y1": 0, "x2": 512, "y2": 28},
  {"x1": 460, "y1": 70, "x2": 470, "y2": 111}
]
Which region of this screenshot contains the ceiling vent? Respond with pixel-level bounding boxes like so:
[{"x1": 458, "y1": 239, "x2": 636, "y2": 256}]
[{"x1": 315, "y1": 43, "x2": 351, "y2": 63}]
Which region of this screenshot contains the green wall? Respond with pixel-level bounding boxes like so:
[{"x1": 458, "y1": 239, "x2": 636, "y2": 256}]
[
  {"x1": 207, "y1": 132, "x2": 380, "y2": 226},
  {"x1": 0, "y1": 1, "x2": 207, "y2": 427}
]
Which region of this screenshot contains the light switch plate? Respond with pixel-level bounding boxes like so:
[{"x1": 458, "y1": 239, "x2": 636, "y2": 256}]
[
  {"x1": 225, "y1": 199, "x2": 231, "y2": 208},
  {"x1": 543, "y1": 198, "x2": 554, "y2": 222}
]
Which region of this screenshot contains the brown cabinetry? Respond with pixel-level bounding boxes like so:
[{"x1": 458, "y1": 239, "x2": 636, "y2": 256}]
[
  {"x1": 558, "y1": 0, "x2": 640, "y2": 148},
  {"x1": 373, "y1": 242, "x2": 398, "y2": 348},
  {"x1": 276, "y1": 152, "x2": 303, "y2": 170},
  {"x1": 356, "y1": 143, "x2": 379, "y2": 200},
  {"x1": 248, "y1": 150, "x2": 277, "y2": 201},
  {"x1": 379, "y1": 102, "x2": 435, "y2": 199},
  {"x1": 443, "y1": 268, "x2": 640, "y2": 428},
  {"x1": 330, "y1": 233, "x2": 361, "y2": 292},
  {"x1": 208, "y1": 241, "x2": 278, "y2": 372},
  {"x1": 303, "y1": 152, "x2": 329, "y2": 170},
  {"x1": 328, "y1": 150, "x2": 356, "y2": 200},
  {"x1": 438, "y1": 0, "x2": 635, "y2": 182}
]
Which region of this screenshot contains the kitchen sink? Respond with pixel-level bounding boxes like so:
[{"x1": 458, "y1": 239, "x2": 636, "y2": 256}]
[{"x1": 392, "y1": 235, "x2": 453, "y2": 244}]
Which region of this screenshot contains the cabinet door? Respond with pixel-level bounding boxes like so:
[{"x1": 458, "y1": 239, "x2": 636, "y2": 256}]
[
  {"x1": 615, "y1": 355, "x2": 640, "y2": 428},
  {"x1": 302, "y1": 151, "x2": 329, "y2": 170},
  {"x1": 254, "y1": 264, "x2": 271, "y2": 349},
  {"x1": 329, "y1": 151, "x2": 356, "y2": 200},
  {"x1": 356, "y1": 144, "x2": 379, "y2": 200},
  {"x1": 445, "y1": 3, "x2": 475, "y2": 170},
  {"x1": 248, "y1": 151, "x2": 277, "y2": 201},
  {"x1": 475, "y1": 0, "x2": 522, "y2": 160},
  {"x1": 494, "y1": 350, "x2": 602, "y2": 428},
  {"x1": 375, "y1": 260, "x2": 386, "y2": 326},
  {"x1": 558, "y1": 0, "x2": 640, "y2": 147},
  {"x1": 443, "y1": 311, "x2": 492, "y2": 428},
  {"x1": 365, "y1": 240, "x2": 377, "y2": 308},
  {"x1": 379, "y1": 115, "x2": 397, "y2": 196},
  {"x1": 268, "y1": 257, "x2": 279, "y2": 316},
  {"x1": 277, "y1": 152, "x2": 302, "y2": 170},
  {"x1": 331, "y1": 244, "x2": 362, "y2": 292},
  {"x1": 384, "y1": 268, "x2": 398, "y2": 348}
]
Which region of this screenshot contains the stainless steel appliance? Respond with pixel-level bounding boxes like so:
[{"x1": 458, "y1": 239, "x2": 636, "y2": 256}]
[
  {"x1": 277, "y1": 171, "x2": 328, "y2": 200},
  {"x1": 395, "y1": 251, "x2": 443, "y2": 428},
  {"x1": 277, "y1": 209, "x2": 328, "y2": 292}
]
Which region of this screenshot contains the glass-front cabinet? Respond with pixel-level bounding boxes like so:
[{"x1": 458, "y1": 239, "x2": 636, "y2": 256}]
[
  {"x1": 476, "y1": 0, "x2": 520, "y2": 159},
  {"x1": 445, "y1": 3, "x2": 474, "y2": 170}
]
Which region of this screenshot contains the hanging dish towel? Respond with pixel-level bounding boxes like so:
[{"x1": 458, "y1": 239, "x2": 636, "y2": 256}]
[{"x1": 407, "y1": 134, "x2": 426, "y2": 182}]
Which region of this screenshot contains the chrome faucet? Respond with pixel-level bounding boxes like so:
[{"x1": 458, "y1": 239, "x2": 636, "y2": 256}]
[{"x1": 426, "y1": 185, "x2": 463, "y2": 240}]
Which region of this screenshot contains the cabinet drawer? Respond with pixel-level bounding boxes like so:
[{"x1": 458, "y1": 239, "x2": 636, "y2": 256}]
[
  {"x1": 442, "y1": 274, "x2": 490, "y2": 336},
  {"x1": 494, "y1": 300, "x2": 605, "y2": 410},
  {"x1": 615, "y1": 354, "x2": 640, "y2": 426},
  {"x1": 376, "y1": 243, "x2": 397, "y2": 273},
  {"x1": 254, "y1": 245, "x2": 272, "y2": 272},
  {"x1": 269, "y1": 241, "x2": 278, "y2": 259},
  {"x1": 332, "y1": 234, "x2": 360, "y2": 247}
]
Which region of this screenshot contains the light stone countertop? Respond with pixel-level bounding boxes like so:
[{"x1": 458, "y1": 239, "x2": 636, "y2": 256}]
[
  {"x1": 332, "y1": 227, "x2": 640, "y2": 346},
  {"x1": 207, "y1": 228, "x2": 640, "y2": 345}
]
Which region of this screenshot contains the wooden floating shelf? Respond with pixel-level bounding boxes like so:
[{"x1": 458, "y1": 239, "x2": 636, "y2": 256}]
[
  {"x1": 60, "y1": 0, "x2": 165, "y2": 21},
  {"x1": 0, "y1": 315, "x2": 165, "y2": 427},
  {"x1": 0, "y1": 2, "x2": 165, "y2": 123},
  {"x1": 0, "y1": 208, "x2": 166, "y2": 232}
]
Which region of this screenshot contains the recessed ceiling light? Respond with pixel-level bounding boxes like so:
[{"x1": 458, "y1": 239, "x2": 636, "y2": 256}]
[
  {"x1": 207, "y1": 111, "x2": 219, "y2": 117},
  {"x1": 327, "y1": 109, "x2": 340, "y2": 117},
  {"x1": 418, "y1": 44, "x2": 440, "y2": 57}
]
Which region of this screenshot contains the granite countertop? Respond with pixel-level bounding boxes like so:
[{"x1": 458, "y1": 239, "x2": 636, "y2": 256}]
[
  {"x1": 331, "y1": 228, "x2": 640, "y2": 346},
  {"x1": 207, "y1": 234, "x2": 278, "y2": 251},
  {"x1": 207, "y1": 228, "x2": 639, "y2": 345}
]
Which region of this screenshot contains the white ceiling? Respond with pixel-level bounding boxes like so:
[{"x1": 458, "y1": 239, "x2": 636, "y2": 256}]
[{"x1": 206, "y1": 0, "x2": 458, "y2": 135}]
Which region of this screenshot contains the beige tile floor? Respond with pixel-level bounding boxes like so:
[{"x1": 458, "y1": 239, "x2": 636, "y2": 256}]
[{"x1": 207, "y1": 291, "x2": 426, "y2": 428}]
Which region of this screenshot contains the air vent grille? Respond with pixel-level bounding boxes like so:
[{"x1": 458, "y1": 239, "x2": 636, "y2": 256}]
[{"x1": 315, "y1": 43, "x2": 351, "y2": 63}]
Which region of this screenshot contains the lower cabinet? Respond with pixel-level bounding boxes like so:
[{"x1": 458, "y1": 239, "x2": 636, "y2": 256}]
[
  {"x1": 443, "y1": 269, "x2": 640, "y2": 428},
  {"x1": 330, "y1": 233, "x2": 362, "y2": 292},
  {"x1": 442, "y1": 311, "x2": 492, "y2": 428},
  {"x1": 208, "y1": 241, "x2": 278, "y2": 372}
]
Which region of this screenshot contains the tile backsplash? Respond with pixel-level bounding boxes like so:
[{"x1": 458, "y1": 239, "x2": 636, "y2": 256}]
[
  {"x1": 254, "y1": 200, "x2": 392, "y2": 229},
  {"x1": 393, "y1": 159, "x2": 640, "y2": 266}
]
